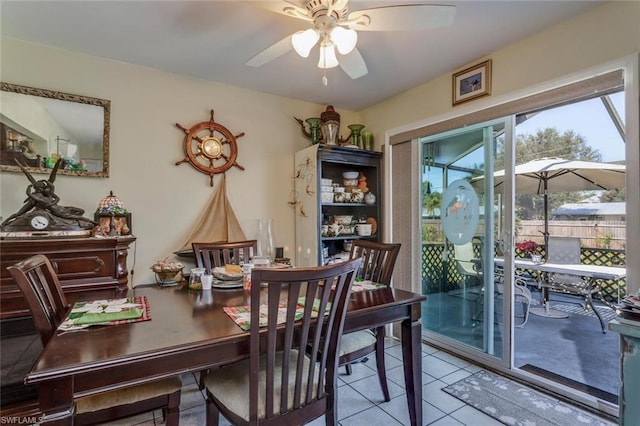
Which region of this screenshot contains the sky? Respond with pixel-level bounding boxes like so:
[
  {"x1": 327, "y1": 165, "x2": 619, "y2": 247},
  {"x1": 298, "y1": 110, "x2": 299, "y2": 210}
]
[{"x1": 515, "y1": 91, "x2": 626, "y2": 163}]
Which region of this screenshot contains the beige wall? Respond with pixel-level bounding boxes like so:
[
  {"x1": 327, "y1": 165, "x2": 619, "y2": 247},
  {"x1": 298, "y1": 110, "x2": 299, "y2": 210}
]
[
  {"x1": 361, "y1": 1, "x2": 640, "y2": 139},
  {"x1": 0, "y1": 38, "x2": 360, "y2": 285},
  {"x1": 1, "y1": 1, "x2": 638, "y2": 286}
]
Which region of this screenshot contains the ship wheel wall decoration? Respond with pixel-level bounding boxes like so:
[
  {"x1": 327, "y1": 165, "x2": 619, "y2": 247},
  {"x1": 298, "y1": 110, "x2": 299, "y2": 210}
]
[{"x1": 176, "y1": 109, "x2": 245, "y2": 186}]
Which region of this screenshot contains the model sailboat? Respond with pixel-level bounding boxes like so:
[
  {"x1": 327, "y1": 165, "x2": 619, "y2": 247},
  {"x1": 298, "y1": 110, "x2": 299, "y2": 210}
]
[{"x1": 176, "y1": 174, "x2": 246, "y2": 254}]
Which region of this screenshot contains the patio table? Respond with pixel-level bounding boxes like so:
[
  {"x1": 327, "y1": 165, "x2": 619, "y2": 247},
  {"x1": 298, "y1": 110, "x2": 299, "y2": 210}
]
[{"x1": 495, "y1": 258, "x2": 626, "y2": 332}]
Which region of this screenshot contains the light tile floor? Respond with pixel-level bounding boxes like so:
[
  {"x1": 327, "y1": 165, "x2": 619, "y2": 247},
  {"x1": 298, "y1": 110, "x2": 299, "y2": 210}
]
[{"x1": 115, "y1": 338, "x2": 611, "y2": 425}]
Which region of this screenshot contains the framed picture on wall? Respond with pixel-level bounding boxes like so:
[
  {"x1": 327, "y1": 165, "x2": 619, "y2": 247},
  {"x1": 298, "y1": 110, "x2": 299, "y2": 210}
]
[{"x1": 452, "y1": 59, "x2": 492, "y2": 106}]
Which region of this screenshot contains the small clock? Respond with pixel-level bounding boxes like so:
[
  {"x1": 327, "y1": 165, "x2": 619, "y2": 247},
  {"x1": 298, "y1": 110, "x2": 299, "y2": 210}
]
[
  {"x1": 30, "y1": 215, "x2": 50, "y2": 230},
  {"x1": 201, "y1": 136, "x2": 223, "y2": 159}
]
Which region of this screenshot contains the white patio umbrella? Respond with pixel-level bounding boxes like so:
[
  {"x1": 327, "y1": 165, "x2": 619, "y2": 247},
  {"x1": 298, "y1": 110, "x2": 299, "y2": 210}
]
[{"x1": 473, "y1": 157, "x2": 626, "y2": 246}]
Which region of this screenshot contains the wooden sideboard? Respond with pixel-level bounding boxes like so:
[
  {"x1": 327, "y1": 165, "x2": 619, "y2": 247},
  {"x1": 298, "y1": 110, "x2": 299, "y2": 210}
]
[
  {"x1": 0, "y1": 236, "x2": 136, "y2": 416},
  {"x1": 0, "y1": 236, "x2": 136, "y2": 321}
]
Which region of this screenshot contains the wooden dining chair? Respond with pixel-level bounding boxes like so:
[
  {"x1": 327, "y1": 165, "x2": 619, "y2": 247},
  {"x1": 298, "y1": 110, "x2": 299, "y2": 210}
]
[
  {"x1": 341, "y1": 240, "x2": 401, "y2": 402},
  {"x1": 7, "y1": 254, "x2": 182, "y2": 426},
  {"x1": 201, "y1": 258, "x2": 362, "y2": 426},
  {"x1": 192, "y1": 240, "x2": 258, "y2": 272},
  {"x1": 192, "y1": 239, "x2": 258, "y2": 389}
]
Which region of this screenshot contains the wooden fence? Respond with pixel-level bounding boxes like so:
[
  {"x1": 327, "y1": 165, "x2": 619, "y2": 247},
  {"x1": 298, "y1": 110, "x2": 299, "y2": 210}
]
[{"x1": 517, "y1": 220, "x2": 626, "y2": 250}]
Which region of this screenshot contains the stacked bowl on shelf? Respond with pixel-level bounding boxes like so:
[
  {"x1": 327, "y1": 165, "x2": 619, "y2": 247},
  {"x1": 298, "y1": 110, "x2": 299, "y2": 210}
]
[
  {"x1": 320, "y1": 178, "x2": 333, "y2": 203},
  {"x1": 342, "y1": 171, "x2": 364, "y2": 203},
  {"x1": 342, "y1": 171, "x2": 359, "y2": 191}
]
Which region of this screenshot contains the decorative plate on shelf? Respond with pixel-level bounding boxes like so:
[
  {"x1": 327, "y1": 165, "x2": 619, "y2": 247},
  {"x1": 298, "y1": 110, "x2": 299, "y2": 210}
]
[{"x1": 366, "y1": 217, "x2": 377, "y2": 235}]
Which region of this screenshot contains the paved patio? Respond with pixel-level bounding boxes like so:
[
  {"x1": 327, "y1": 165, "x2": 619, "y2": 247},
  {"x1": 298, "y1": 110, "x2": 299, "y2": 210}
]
[{"x1": 422, "y1": 287, "x2": 620, "y2": 402}]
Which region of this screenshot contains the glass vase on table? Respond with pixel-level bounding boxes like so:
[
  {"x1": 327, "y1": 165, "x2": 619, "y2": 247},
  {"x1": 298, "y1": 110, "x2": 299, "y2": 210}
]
[{"x1": 256, "y1": 219, "x2": 275, "y2": 263}]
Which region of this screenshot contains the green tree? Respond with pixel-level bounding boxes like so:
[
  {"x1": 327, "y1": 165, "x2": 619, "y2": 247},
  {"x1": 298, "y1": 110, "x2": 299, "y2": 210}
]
[
  {"x1": 497, "y1": 128, "x2": 604, "y2": 220},
  {"x1": 517, "y1": 128, "x2": 601, "y2": 164},
  {"x1": 423, "y1": 190, "x2": 441, "y2": 218},
  {"x1": 600, "y1": 188, "x2": 625, "y2": 202}
]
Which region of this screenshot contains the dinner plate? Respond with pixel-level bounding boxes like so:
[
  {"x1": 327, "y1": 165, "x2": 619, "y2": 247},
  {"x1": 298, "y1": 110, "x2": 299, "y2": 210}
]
[
  {"x1": 213, "y1": 267, "x2": 243, "y2": 281},
  {"x1": 212, "y1": 279, "x2": 243, "y2": 289}
]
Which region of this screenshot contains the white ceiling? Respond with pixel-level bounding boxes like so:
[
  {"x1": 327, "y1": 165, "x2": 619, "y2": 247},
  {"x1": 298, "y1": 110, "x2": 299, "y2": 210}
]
[{"x1": 0, "y1": 1, "x2": 604, "y2": 110}]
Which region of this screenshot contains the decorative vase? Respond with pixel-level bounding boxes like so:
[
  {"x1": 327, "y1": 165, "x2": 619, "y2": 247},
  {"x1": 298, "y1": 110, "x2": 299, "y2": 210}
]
[
  {"x1": 305, "y1": 117, "x2": 322, "y2": 144},
  {"x1": 321, "y1": 121, "x2": 339, "y2": 145},
  {"x1": 256, "y1": 219, "x2": 275, "y2": 261},
  {"x1": 320, "y1": 105, "x2": 340, "y2": 145},
  {"x1": 348, "y1": 124, "x2": 365, "y2": 148},
  {"x1": 364, "y1": 192, "x2": 376, "y2": 205},
  {"x1": 362, "y1": 131, "x2": 373, "y2": 150}
]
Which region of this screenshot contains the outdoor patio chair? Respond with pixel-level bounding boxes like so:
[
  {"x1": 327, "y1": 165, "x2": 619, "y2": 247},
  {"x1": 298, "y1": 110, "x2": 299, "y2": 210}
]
[
  {"x1": 495, "y1": 266, "x2": 533, "y2": 328},
  {"x1": 449, "y1": 240, "x2": 484, "y2": 325},
  {"x1": 454, "y1": 241, "x2": 482, "y2": 288},
  {"x1": 541, "y1": 236, "x2": 600, "y2": 308},
  {"x1": 454, "y1": 238, "x2": 532, "y2": 328}
]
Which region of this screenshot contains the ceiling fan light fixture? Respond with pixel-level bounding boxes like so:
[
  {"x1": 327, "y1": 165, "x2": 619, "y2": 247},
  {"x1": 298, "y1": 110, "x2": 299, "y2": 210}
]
[
  {"x1": 292, "y1": 29, "x2": 319, "y2": 58},
  {"x1": 318, "y1": 41, "x2": 339, "y2": 69},
  {"x1": 330, "y1": 26, "x2": 357, "y2": 55}
]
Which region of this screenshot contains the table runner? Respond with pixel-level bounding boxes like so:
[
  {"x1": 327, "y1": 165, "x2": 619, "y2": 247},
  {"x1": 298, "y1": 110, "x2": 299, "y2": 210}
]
[{"x1": 59, "y1": 297, "x2": 151, "y2": 331}]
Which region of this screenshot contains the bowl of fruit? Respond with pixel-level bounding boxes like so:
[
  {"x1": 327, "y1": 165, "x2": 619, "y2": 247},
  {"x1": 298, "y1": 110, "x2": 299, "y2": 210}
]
[{"x1": 151, "y1": 259, "x2": 184, "y2": 286}]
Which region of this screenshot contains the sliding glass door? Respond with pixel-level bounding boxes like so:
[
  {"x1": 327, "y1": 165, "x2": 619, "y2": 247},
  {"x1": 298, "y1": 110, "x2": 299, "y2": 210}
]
[
  {"x1": 420, "y1": 117, "x2": 513, "y2": 363},
  {"x1": 398, "y1": 66, "x2": 635, "y2": 417}
]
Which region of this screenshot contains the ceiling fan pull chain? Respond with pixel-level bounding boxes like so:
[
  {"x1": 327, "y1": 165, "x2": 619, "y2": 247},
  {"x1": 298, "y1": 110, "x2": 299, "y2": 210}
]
[{"x1": 323, "y1": 69, "x2": 328, "y2": 86}]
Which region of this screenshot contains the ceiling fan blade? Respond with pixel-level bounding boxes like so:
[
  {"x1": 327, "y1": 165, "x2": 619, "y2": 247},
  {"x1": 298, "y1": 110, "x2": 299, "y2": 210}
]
[
  {"x1": 347, "y1": 5, "x2": 456, "y2": 31},
  {"x1": 254, "y1": 1, "x2": 311, "y2": 22},
  {"x1": 339, "y1": 48, "x2": 368, "y2": 79},
  {"x1": 246, "y1": 35, "x2": 293, "y2": 67}
]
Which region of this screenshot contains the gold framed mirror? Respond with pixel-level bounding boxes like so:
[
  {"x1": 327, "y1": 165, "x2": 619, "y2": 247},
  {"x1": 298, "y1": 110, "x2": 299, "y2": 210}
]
[{"x1": 0, "y1": 82, "x2": 110, "y2": 177}]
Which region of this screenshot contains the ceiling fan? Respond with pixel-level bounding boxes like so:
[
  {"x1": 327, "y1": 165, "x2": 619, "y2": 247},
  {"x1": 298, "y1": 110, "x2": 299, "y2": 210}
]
[{"x1": 247, "y1": 0, "x2": 456, "y2": 84}]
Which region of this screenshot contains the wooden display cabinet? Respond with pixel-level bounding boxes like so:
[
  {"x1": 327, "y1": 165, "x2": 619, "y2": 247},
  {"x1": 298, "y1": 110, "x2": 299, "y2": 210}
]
[{"x1": 294, "y1": 144, "x2": 382, "y2": 266}]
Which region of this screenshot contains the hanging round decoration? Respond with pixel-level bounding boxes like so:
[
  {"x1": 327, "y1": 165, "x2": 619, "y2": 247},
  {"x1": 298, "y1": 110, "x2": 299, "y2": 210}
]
[
  {"x1": 441, "y1": 179, "x2": 479, "y2": 245},
  {"x1": 176, "y1": 109, "x2": 245, "y2": 186}
]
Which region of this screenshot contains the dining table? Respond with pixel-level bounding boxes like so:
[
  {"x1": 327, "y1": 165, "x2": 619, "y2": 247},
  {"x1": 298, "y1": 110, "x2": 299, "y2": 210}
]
[
  {"x1": 24, "y1": 282, "x2": 427, "y2": 425},
  {"x1": 495, "y1": 257, "x2": 626, "y2": 332}
]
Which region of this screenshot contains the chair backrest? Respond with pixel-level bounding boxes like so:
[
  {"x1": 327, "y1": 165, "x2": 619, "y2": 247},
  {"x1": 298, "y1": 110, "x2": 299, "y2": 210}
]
[
  {"x1": 7, "y1": 254, "x2": 69, "y2": 346},
  {"x1": 547, "y1": 236, "x2": 581, "y2": 264},
  {"x1": 454, "y1": 242, "x2": 481, "y2": 277},
  {"x1": 348, "y1": 240, "x2": 401, "y2": 285},
  {"x1": 546, "y1": 236, "x2": 582, "y2": 285},
  {"x1": 192, "y1": 240, "x2": 257, "y2": 273},
  {"x1": 248, "y1": 258, "x2": 362, "y2": 424}
]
